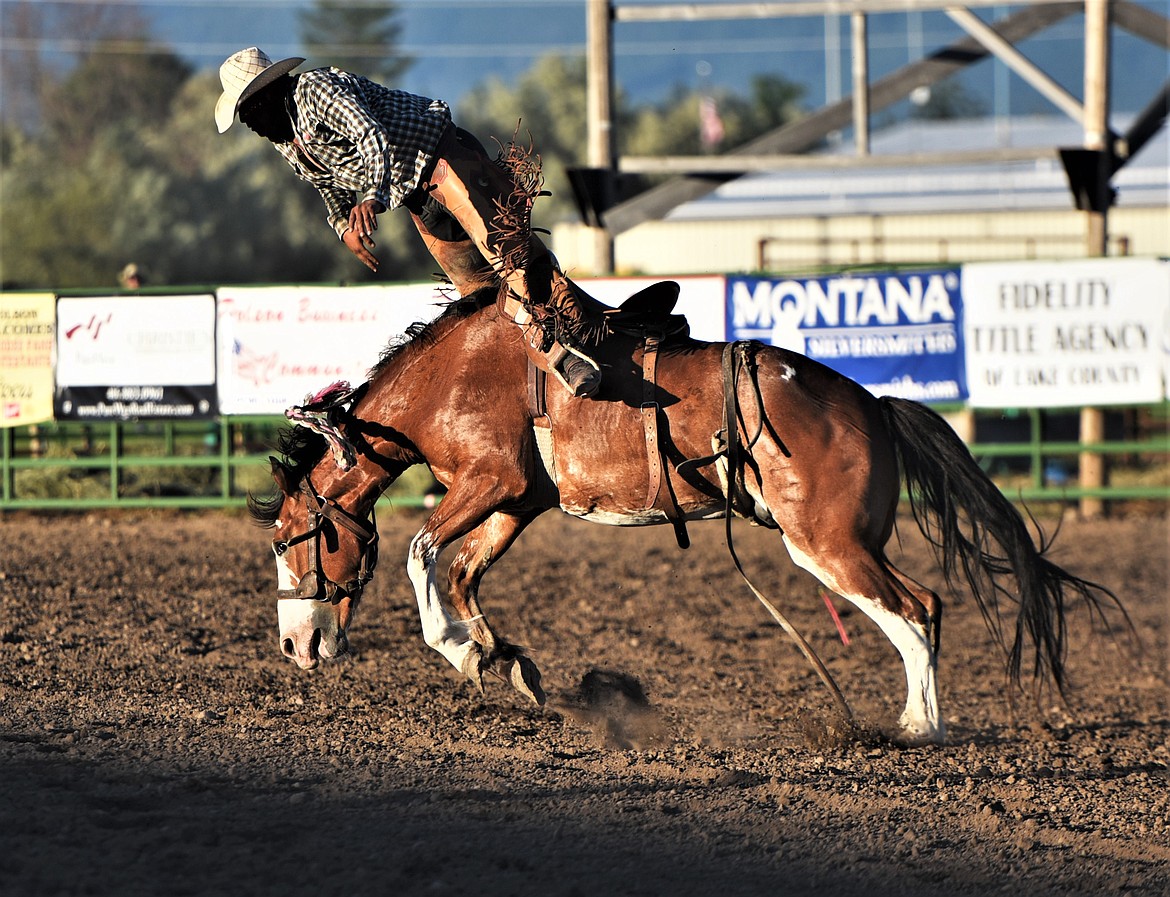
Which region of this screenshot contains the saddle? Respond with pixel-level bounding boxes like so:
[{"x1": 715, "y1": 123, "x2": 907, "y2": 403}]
[
  {"x1": 528, "y1": 280, "x2": 692, "y2": 549},
  {"x1": 603, "y1": 281, "x2": 689, "y2": 340}
]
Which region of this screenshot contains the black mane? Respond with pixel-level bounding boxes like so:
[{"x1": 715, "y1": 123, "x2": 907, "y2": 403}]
[
  {"x1": 247, "y1": 426, "x2": 329, "y2": 527},
  {"x1": 370, "y1": 288, "x2": 495, "y2": 377}
]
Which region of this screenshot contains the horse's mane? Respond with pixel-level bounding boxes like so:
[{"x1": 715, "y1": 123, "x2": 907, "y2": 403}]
[
  {"x1": 369, "y1": 289, "x2": 495, "y2": 377},
  {"x1": 247, "y1": 426, "x2": 328, "y2": 527}
]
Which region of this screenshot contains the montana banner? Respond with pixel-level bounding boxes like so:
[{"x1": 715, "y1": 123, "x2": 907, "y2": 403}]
[
  {"x1": 726, "y1": 270, "x2": 966, "y2": 402},
  {"x1": 0, "y1": 292, "x2": 55, "y2": 427},
  {"x1": 55, "y1": 295, "x2": 216, "y2": 420},
  {"x1": 963, "y1": 258, "x2": 1169, "y2": 408}
]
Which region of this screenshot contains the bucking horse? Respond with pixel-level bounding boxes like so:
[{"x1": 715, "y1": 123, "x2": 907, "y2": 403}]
[{"x1": 248, "y1": 279, "x2": 1122, "y2": 746}]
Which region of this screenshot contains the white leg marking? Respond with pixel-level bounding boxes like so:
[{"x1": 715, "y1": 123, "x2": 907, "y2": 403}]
[
  {"x1": 782, "y1": 535, "x2": 944, "y2": 744},
  {"x1": 407, "y1": 531, "x2": 477, "y2": 673}
]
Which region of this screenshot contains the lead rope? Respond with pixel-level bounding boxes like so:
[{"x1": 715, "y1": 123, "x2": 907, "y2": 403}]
[{"x1": 720, "y1": 342, "x2": 854, "y2": 725}]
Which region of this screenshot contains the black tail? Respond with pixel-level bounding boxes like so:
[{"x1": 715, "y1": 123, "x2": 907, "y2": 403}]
[{"x1": 880, "y1": 396, "x2": 1123, "y2": 693}]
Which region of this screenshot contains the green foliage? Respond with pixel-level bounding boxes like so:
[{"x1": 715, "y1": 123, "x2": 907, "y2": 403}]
[
  {"x1": 41, "y1": 43, "x2": 192, "y2": 163},
  {"x1": 457, "y1": 55, "x2": 592, "y2": 227}
]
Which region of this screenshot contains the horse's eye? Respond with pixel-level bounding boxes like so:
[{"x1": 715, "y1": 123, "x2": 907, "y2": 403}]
[{"x1": 273, "y1": 541, "x2": 289, "y2": 556}]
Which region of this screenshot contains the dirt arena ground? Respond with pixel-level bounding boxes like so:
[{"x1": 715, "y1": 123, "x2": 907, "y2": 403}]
[{"x1": 0, "y1": 506, "x2": 1166, "y2": 896}]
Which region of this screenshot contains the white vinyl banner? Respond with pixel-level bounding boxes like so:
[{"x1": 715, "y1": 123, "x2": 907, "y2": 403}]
[
  {"x1": 962, "y1": 258, "x2": 1170, "y2": 408},
  {"x1": 55, "y1": 294, "x2": 216, "y2": 419},
  {"x1": 216, "y1": 283, "x2": 447, "y2": 415},
  {"x1": 57, "y1": 295, "x2": 215, "y2": 386},
  {"x1": 577, "y1": 275, "x2": 726, "y2": 341}
]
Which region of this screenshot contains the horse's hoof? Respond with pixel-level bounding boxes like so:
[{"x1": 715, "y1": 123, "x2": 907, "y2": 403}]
[
  {"x1": 892, "y1": 726, "x2": 945, "y2": 747},
  {"x1": 509, "y1": 656, "x2": 546, "y2": 706},
  {"x1": 460, "y1": 646, "x2": 486, "y2": 695}
]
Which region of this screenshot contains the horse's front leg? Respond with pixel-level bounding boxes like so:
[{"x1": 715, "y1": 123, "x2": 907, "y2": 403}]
[
  {"x1": 446, "y1": 509, "x2": 546, "y2": 704},
  {"x1": 405, "y1": 475, "x2": 533, "y2": 697}
]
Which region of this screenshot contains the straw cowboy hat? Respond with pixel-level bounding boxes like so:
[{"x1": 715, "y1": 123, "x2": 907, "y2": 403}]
[{"x1": 215, "y1": 47, "x2": 305, "y2": 133}]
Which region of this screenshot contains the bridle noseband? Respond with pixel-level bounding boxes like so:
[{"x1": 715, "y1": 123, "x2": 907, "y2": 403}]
[{"x1": 275, "y1": 478, "x2": 379, "y2": 602}]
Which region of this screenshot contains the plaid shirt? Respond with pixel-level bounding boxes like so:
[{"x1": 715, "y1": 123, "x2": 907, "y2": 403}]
[{"x1": 274, "y1": 68, "x2": 451, "y2": 237}]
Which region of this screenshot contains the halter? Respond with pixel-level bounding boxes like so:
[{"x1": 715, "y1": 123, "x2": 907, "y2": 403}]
[{"x1": 274, "y1": 477, "x2": 379, "y2": 602}]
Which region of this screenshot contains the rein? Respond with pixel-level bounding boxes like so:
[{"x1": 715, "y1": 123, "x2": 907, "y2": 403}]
[
  {"x1": 716, "y1": 342, "x2": 854, "y2": 724},
  {"x1": 275, "y1": 477, "x2": 380, "y2": 602}
]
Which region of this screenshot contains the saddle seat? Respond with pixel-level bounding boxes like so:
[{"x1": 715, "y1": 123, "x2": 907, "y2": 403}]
[{"x1": 602, "y1": 281, "x2": 689, "y2": 339}]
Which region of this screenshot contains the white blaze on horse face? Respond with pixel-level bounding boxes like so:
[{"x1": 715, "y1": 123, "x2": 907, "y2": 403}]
[
  {"x1": 781, "y1": 534, "x2": 944, "y2": 745},
  {"x1": 274, "y1": 550, "x2": 299, "y2": 592}
]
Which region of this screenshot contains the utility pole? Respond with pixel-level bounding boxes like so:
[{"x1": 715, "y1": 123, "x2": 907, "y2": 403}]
[
  {"x1": 851, "y1": 11, "x2": 870, "y2": 155},
  {"x1": 1079, "y1": 0, "x2": 1111, "y2": 518},
  {"x1": 585, "y1": 0, "x2": 615, "y2": 274}
]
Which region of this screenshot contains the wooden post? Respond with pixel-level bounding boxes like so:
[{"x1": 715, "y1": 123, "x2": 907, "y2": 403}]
[
  {"x1": 851, "y1": 11, "x2": 870, "y2": 156},
  {"x1": 1079, "y1": 0, "x2": 1111, "y2": 519},
  {"x1": 585, "y1": 0, "x2": 615, "y2": 275}
]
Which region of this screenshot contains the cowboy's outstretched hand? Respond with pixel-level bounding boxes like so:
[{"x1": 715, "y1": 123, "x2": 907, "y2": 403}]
[
  {"x1": 342, "y1": 227, "x2": 380, "y2": 272},
  {"x1": 344, "y1": 199, "x2": 385, "y2": 272},
  {"x1": 349, "y1": 199, "x2": 383, "y2": 238}
]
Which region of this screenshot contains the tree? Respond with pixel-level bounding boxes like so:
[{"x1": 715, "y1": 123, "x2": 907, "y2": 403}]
[
  {"x1": 41, "y1": 43, "x2": 191, "y2": 163},
  {"x1": 298, "y1": 0, "x2": 413, "y2": 85},
  {"x1": 0, "y1": 17, "x2": 435, "y2": 290},
  {"x1": 0, "y1": 0, "x2": 156, "y2": 134},
  {"x1": 456, "y1": 55, "x2": 593, "y2": 226}
]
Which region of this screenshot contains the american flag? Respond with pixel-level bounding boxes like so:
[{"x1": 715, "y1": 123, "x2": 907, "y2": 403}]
[{"x1": 699, "y1": 94, "x2": 724, "y2": 151}]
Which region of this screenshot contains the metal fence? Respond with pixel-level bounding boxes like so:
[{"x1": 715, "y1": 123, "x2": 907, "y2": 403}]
[{"x1": 2, "y1": 405, "x2": 1167, "y2": 511}]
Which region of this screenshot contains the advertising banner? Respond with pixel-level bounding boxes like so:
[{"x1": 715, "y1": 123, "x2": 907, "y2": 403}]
[
  {"x1": 963, "y1": 258, "x2": 1169, "y2": 408},
  {"x1": 0, "y1": 293, "x2": 56, "y2": 427},
  {"x1": 216, "y1": 283, "x2": 443, "y2": 415},
  {"x1": 727, "y1": 270, "x2": 966, "y2": 402},
  {"x1": 55, "y1": 295, "x2": 216, "y2": 420},
  {"x1": 578, "y1": 275, "x2": 727, "y2": 341}
]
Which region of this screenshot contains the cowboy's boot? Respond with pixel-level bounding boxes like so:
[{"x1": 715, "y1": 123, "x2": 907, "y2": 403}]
[
  {"x1": 545, "y1": 269, "x2": 603, "y2": 397},
  {"x1": 499, "y1": 291, "x2": 601, "y2": 398},
  {"x1": 549, "y1": 342, "x2": 602, "y2": 398}
]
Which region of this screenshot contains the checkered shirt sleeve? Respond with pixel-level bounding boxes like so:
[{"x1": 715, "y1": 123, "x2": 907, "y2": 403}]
[{"x1": 282, "y1": 68, "x2": 452, "y2": 237}]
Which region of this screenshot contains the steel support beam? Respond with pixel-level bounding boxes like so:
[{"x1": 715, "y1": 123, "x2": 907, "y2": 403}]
[{"x1": 604, "y1": 1, "x2": 1081, "y2": 235}]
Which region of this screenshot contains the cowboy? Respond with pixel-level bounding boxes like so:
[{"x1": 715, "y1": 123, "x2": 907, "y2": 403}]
[{"x1": 215, "y1": 47, "x2": 601, "y2": 398}]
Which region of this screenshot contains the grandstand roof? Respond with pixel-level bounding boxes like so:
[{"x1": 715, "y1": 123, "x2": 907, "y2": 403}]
[{"x1": 667, "y1": 115, "x2": 1168, "y2": 221}]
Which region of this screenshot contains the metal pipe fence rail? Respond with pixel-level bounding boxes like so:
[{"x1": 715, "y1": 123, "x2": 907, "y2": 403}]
[
  {"x1": 0, "y1": 418, "x2": 432, "y2": 511},
  {"x1": 1, "y1": 408, "x2": 1167, "y2": 511}
]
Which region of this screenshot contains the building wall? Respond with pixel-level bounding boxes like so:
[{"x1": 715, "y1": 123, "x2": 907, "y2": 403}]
[{"x1": 552, "y1": 206, "x2": 1169, "y2": 276}]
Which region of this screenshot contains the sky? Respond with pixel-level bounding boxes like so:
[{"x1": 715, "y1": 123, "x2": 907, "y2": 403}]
[
  {"x1": 14, "y1": 1, "x2": 1170, "y2": 118},
  {"x1": 141, "y1": 0, "x2": 1168, "y2": 118}
]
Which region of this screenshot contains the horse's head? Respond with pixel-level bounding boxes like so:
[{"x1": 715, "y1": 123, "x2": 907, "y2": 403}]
[{"x1": 251, "y1": 458, "x2": 379, "y2": 670}]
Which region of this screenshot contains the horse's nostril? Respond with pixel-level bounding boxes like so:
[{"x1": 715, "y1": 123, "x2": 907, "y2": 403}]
[
  {"x1": 310, "y1": 628, "x2": 322, "y2": 658},
  {"x1": 282, "y1": 637, "x2": 296, "y2": 657}
]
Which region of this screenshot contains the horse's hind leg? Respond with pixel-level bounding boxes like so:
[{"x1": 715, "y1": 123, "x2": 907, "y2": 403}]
[
  {"x1": 446, "y1": 510, "x2": 545, "y2": 704},
  {"x1": 782, "y1": 534, "x2": 945, "y2": 745}
]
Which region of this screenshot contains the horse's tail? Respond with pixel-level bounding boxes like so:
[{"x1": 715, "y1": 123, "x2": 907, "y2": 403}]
[{"x1": 879, "y1": 396, "x2": 1123, "y2": 694}]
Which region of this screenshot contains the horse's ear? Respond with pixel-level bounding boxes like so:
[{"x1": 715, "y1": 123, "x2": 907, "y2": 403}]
[{"x1": 269, "y1": 457, "x2": 294, "y2": 496}]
